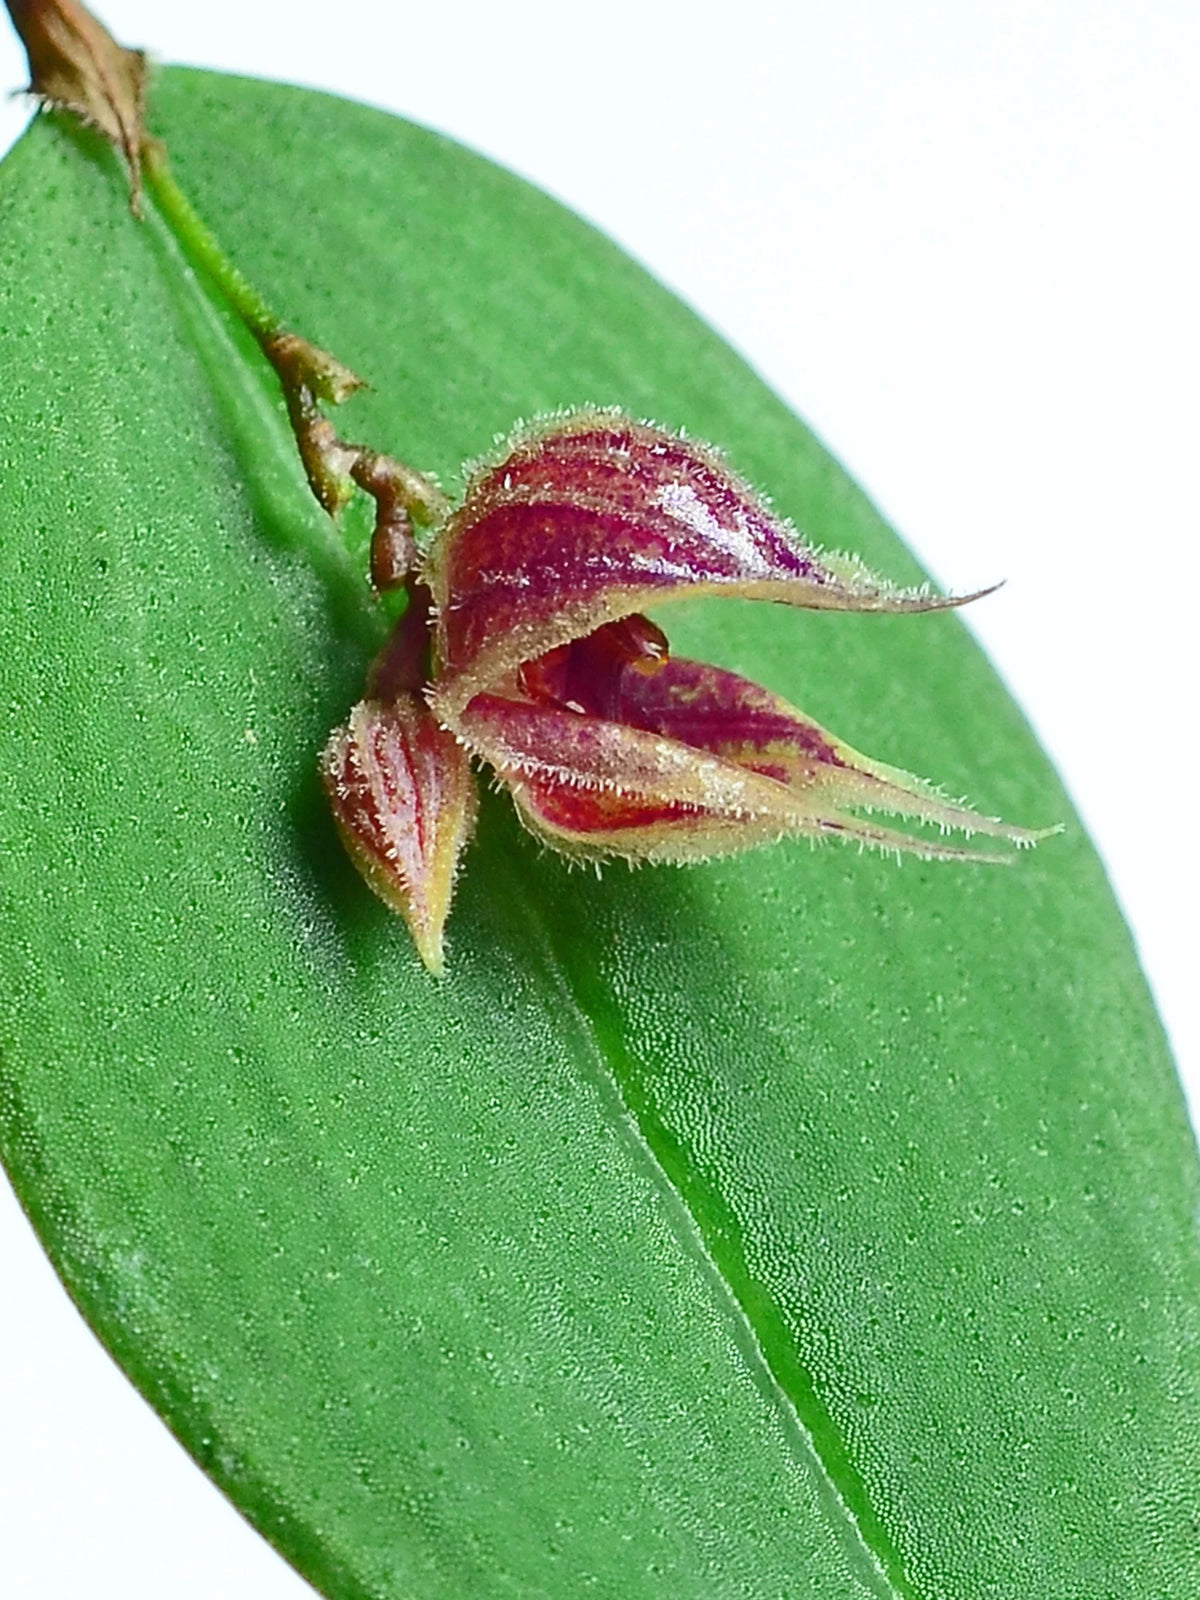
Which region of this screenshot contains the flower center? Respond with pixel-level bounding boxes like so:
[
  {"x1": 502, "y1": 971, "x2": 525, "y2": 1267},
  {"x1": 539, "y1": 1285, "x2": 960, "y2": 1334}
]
[{"x1": 517, "y1": 615, "x2": 670, "y2": 718}]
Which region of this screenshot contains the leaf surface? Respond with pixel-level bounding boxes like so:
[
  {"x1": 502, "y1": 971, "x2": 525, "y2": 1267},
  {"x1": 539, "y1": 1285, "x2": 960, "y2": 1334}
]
[{"x1": 1, "y1": 67, "x2": 1198, "y2": 1599}]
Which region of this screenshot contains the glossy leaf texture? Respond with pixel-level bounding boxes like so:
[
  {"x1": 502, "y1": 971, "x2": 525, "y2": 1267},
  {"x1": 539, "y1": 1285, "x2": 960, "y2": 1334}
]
[{"x1": 1, "y1": 68, "x2": 1198, "y2": 1600}]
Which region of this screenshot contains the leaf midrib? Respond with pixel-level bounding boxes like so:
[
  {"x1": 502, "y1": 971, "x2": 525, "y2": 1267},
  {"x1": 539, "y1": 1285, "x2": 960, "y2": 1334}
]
[{"x1": 501, "y1": 844, "x2": 918, "y2": 1600}]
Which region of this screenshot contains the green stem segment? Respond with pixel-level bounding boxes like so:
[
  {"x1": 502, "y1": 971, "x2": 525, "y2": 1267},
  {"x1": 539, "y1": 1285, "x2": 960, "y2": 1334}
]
[
  {"x1": 140, "y1": 136, "x2": 448, "y2": 609},
  {"x1": 142, "y1": 137, "x2": 279, "y2": 342},
  {"x1": 3, "y1": 0, "x2": 448, "y2": 602}
]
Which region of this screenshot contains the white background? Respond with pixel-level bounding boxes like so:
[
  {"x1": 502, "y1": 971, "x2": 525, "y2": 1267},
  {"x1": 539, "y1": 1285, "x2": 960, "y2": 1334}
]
[{"x1": 2, "y1": 3, "x2": 1197, "y2": 1594}]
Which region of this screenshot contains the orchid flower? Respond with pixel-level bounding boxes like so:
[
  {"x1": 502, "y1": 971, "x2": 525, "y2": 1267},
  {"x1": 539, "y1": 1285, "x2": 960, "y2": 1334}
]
[{"x1": 322, "y1": 411, "x2": 1055, "y2": 971}]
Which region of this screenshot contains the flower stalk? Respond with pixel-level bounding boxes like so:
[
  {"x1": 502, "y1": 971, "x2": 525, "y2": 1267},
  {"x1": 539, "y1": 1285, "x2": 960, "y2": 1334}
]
[{"x1": 6, "y1": 0, "x2": 447, "y2": 592}]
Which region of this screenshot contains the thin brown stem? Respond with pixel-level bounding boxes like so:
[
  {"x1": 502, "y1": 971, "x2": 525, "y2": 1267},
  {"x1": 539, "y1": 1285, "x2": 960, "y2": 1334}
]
[{"x1": 143, "y1": 127, "x2": 449, "y2": 594}]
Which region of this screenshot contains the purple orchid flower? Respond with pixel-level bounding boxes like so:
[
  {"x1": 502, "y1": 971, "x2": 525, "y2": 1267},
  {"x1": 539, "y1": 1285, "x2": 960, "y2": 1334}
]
[{"x1": 323, "y1": 411, "x2": 1055, "y2": 971}]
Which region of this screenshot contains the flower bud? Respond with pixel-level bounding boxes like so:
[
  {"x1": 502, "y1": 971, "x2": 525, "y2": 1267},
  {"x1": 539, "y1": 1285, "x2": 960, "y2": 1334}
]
[{"x1": 321, "y1": 693, "x2": 476, "y2": 975}]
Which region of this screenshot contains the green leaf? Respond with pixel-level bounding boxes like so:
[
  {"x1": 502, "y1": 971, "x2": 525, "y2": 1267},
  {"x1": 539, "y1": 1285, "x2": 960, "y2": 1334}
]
[{"x1": 1, "y1": 66, "x2": 1197, "y2": 1599}]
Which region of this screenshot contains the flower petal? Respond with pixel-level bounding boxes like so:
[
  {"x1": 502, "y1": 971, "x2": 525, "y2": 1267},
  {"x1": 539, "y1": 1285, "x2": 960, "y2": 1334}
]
[
  {"x1": 320, "y1": 695, "x2": 477, "y2": 974},
  {"x1": 427, "y1": 411, "x2": 991, "y2": 721},
  {"x1": 455, "y1": 635, "x2": 1056, "y2": 864},
  {"x1": 457, "y1": 692, "x2": 806, "y2": 862},
  {"x1": 586, "y1": 649, "x2": 1054, "y2": 849}
]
